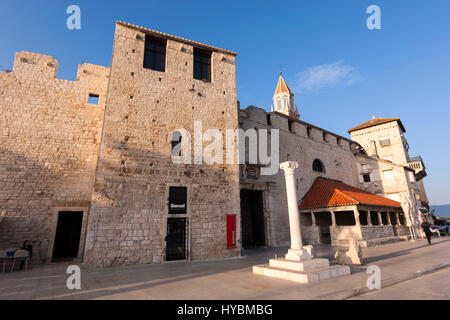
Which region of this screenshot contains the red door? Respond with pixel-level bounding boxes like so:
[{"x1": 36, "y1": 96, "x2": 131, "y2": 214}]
[{"x1": 227, "y1": 215, "x2": 236, "y2": 248}]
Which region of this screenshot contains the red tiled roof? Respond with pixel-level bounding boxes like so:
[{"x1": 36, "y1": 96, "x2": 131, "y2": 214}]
[
  {"x1": 300, "y1": 178, "x2": 402, "y2": 210},
  {"x1": 274, "y1": 75, "x2": 293, "y2": 96},
  {"x1": 348, "y1": 117, "x2": 406, "y2": 133}
]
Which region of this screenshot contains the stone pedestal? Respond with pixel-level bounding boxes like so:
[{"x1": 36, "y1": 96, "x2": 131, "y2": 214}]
[
  {"x1": 253, "y1": 258, "x2": 350, "y2": 284},
  {"x1": 253, "y1": 161, "x2": 351, "y2": 284}
]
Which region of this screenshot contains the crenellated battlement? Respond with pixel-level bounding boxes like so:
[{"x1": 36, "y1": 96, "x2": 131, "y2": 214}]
[
  {"x1": 76, "y1": 62, "x2": 110, "y2": 83},
  {"x1": 8, "y1": 51, "x2": 109, "y2": 83},
  {"x1": 12, "y1": 51, "x2": 59, "y2": 80},
  {"x1": 240, "y1": 105, "x2": 356, "y2": 151}
]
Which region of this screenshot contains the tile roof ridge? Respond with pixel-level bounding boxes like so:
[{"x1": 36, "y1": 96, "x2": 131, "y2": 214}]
[{"x1": 333, "y1": 188, "x2": 359, "y2": 206}]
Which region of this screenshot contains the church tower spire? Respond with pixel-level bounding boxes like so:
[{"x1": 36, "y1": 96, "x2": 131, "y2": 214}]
[{"x1": 272, "y1": 72, "x2": 299, "y2": 119}]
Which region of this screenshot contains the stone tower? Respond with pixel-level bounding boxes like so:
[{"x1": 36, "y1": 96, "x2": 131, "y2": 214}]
[
  {"x1": 348, "y1": 117, "x2": 429, "y2": 207},
  {"x1": 271, "y1": 73, "x2": 299, "y2": 119},
  {"x1": 83, "y1": 21, "x2": 241, "y2": 266},
  {"x1": 348, "y1": 118, "x2": 409, "y2": 165}
]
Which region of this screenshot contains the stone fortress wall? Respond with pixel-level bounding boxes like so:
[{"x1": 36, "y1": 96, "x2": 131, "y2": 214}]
[
  {"x1": 0, "y1": 23, "x2": 241, "y2": 267},
  {"x1": 0, "y1": 51, "x2": 110, "y2": 262}
]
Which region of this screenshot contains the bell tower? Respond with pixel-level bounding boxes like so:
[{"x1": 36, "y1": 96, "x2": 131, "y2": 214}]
[{"x1": 271, "y1": 72, "x2": 299, "y2": 119}]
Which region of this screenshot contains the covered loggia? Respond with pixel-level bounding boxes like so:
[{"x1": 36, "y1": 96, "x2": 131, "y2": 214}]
[{"x1": 299, "y1": 178, "x2": 409, "y2": 247}]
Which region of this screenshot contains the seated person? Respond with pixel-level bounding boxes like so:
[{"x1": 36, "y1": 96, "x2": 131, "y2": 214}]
[{"x1": 20, "y1": 240, "x2": 33, "y2": 269}]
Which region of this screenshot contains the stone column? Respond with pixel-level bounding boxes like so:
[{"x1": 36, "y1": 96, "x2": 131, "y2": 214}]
[
  {"x1": 353, "y1": 208, "x2": 361, "y2": 226},
  {"x1": 280, "y1": 161, "x2": 311, "y2": 261},
  {"x1": 367, "y1": 211, "x2": 372, "y2": 226},
  {"x1": 311, "y1": 212, "x2": 316, "y2": 226},
  {"x1": 330, "y1": 209, "x2": 336, "y2": 226},
  {"x1": 396, "y1": 212, "x2": 401, "y2": 225},
  {"x1": 377, "y1": 210, "x2": 383, "y2": 226},
  {"x1": 386, "y1": 210, "x2": 392, "y2": 226}
]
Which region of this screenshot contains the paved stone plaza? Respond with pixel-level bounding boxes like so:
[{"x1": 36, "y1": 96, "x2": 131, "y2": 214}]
[
  {"x1": 352, "y1": 267, "x2": 450, "y2": 300},
  {"x1": 0, "y1": 238, "x2": 448, "y2": 300}
]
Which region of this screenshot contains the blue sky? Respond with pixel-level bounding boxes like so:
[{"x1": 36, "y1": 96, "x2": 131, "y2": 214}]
[{"x1": 1, "y1": 0, "x2": 449, "y2": 205}]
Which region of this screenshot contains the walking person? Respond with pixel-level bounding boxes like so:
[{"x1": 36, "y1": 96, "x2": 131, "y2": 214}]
[{"x1": 421, "y1": 218, "x2": 433, "y2": 245}]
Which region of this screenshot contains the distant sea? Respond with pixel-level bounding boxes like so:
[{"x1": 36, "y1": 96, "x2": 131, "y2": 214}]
[{"x1": 431, "y1": 204, "x2": 450, "y2": 218}]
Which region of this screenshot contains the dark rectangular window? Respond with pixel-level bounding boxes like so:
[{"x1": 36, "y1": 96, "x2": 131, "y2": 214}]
[
  {"x1": 288, "y1": 120, "x2": 294, "y2": 133},
  {"x1": 194, "y1": 48, "x2": 211, "y2": 82},
  {"x1": 363, "y1": 174, "x2": 371, "y2": 182},
  {"x1": 143, "y1": 36, "x2": 166, "y2": 72},
  {"x1": 169, "y1": 187, "x2": 187, "y2": 214}
]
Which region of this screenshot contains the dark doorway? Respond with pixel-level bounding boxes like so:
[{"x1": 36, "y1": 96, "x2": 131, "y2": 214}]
[
  {"x1": 166, "y1": 218, "x2": 188, "y2": 261},
  {"x1": 315, "y1": 212, "x2": 332, "y2": 244},
  {"x1": 52, "y1": 211, "x2": 83, "y2": 262},
  {"x1": 240, "y1": 190, "x2": 265, "y2": 248}
]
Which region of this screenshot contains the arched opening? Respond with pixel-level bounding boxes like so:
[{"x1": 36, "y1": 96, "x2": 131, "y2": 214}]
[
  {"x1": 276, "y1": 98, "x2": 282, "y2": 111},
  {"x1": 171, "y1": 131, "x2": 183, "y2": 157},
  {"x1": 313, "y1": 159, "x2": 325, "y2": 173}
]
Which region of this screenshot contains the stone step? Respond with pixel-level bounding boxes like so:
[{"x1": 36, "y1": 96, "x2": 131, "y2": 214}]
[
  {"x1": 253, "y1": 264, "x2": 351, "y2": 284},
  {"x1": 268, "y1": 258, "x2": 330, "y2": 272}
]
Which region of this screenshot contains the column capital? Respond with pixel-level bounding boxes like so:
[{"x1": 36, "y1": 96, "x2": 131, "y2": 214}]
[{"x1": 280, "y1": 161, "x2": 299, "y2": 175}]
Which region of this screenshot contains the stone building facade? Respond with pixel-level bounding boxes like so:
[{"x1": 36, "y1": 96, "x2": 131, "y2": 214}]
[
  {"x1": 0, "y1": 51, "x2": 110, "y2": 262},
  {"x1": 349, "y1": 118, "x2": 429, "y2": 207},
  {"x1": 239, "y1": 106, "x2": 361, "y2": 247},
  {"x1": 0, "y1": 22, "x2": 430, "y2": 267},
  {"x1": 0, "y1": 22, "x2": 240, "y2": 266},
  {"x1": 239, "y1": 75, "x2": 429, "y2": 248},
  {"x1": 83, "y1": 22, "x2": 241, "y2": 266}
]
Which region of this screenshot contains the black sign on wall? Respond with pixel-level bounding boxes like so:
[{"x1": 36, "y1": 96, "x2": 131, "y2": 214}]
[{"x1": 169, "y1": 186, "x2": 187, "y2": 214}]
